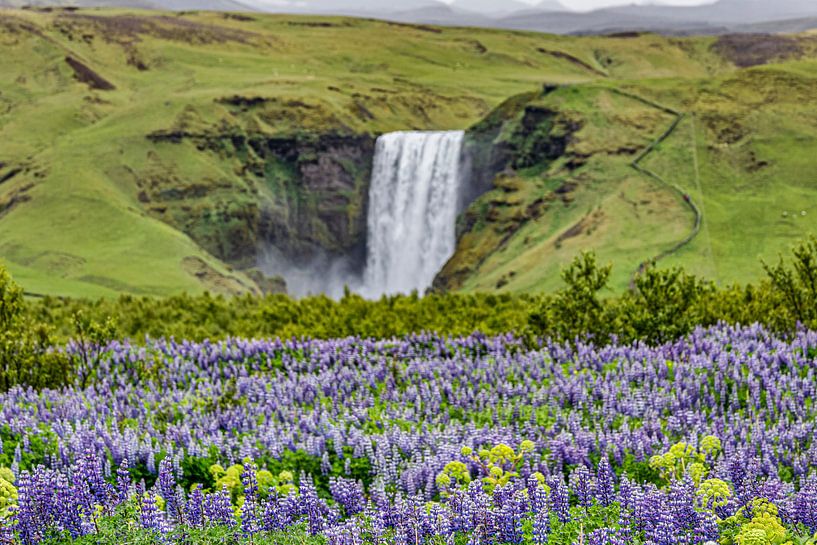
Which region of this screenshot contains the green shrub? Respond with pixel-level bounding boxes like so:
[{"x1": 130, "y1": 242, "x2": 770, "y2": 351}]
[{"x1": 0, "y1": 265, "x2": 71, "y2": 391}]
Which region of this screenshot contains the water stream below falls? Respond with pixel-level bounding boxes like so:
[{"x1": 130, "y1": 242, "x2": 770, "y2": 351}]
[{"x1": 363, "y1": 130, "x2": 465, "y2": 297}]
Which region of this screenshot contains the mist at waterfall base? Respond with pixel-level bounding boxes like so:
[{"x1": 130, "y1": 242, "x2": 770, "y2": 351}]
[{"x1": 259, "y1": 130, "x2": 467, "y2": 299}]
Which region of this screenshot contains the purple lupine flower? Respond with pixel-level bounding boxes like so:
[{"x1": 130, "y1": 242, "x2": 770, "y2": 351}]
[
  {"x1": 158, "y1": 458, "x2": 181, "y2": 524},
  {"x1": 617, "y1": 476, "x2": 637, "y2": 512},
  {"x1": 300, "y1": 473, "x2": 328, "y2": 535},
  {"x1": 140, "y1": 492, "x2": 166, "y2": 535},
  {"x1": 497, "y1": 489, "x2": 526, "y2": 544},
  {"x1": 588, "y1": 528, "x2": 627, "y2": 545},
  {"x1": 185, "y1": 486, "x2": 205, "y2": 528},
  {"x1": 330, "y1": 476, "x2": 366, "y2": 517},
  {"x1": 694, "y1": 509, "x2": 720, "y2": 544},
  {"x1": 54, "y1": 471, "x2": 83, "y2": 538},
  {"x1": 667, "y1": 478, "x2": 698, "y2": 542},
  {"x1": 595, "y1": 457, "x2": 615, "y2": 507},
  {"x1": 529, "y1": 477, "x2": 548, "y2": 514},
  {"x1": 429, "y1": 503, "x2": 451, "y2": 540},
  {"x1": 15, "y1": 471, "x2": 41, "y2": 545},
  {"x1": 204, "y1": 486, "x2": 235, "y2": 527},
  {"x1": 262, "y1": 493, "x2": 294, "y2": 532},
  {"x1": 794, "y1": 474, "x2": 817, "y2": 532},
  {"x1": 240, "y1": 461, "x2": 260, "y2": 535},
  {"x1": 115, "y1": 458, "x2": 131, "y2": 505},
  {"x1": 570, "y1": 466, "x2": 593, "y2": 508},
  {"x1": 547, "y1": 475, "x2": 570, "y2": 523},
  {"x1": 618, "y1": 505, "x2": 633, "y2": 542},
  {"x1": 533, "y1": 508, "x2": 550, "y2": 545}
]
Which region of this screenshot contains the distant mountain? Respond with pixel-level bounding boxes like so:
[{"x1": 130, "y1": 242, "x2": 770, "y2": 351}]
[
  {"x1": 240, "y1": 0, "x2": 440, "y2": 16},
  {"x1": 450, "y1": 0, "x2": 533, "y2": 16},
  {"x1": 2, "y1": 0, "x2": 817, "y2": 36},
  {"x1": 490, "y1": 0, "x2": 817, "y2": 35},
  {"x1": 388, "y1": 3, "x2": 492, "y2": 26},
  {"x1": 536, "y1": 0, "x2": 568, "y2": 11},
  {"x1": 604, "y1": 0, "x2": 817, "y2": 25}
]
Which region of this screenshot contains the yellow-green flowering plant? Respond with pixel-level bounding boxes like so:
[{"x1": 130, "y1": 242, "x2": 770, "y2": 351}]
[
  {"x1": 720, "y1": 499, "x2": 794, "y2": 545},
  {"x1": 436, "y1": 440, "x2": 536, "y2": 494},
  {"x1": 698, "y1": 478, "x2": 732, "y2": 513},
  {"x1": 649, "y1": 436, "x2": 722, "y2": 484},
  {"x1": 0, "y1": 467, "x2": 17, "y2": 522},
  {"x1": 209, "y1": 462, "x2": 296, "y2": 502}
]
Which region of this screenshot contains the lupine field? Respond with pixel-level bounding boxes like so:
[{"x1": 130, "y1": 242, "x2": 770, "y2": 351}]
[{"x1": 1, "y1": 324, "x2": 817, "y2": 544}]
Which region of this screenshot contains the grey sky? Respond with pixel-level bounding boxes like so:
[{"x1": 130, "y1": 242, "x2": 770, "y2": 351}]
[
  {"x1": 556, "y1": 0, "x2": 710, "y2": 10},
  {"x1": 444, "y1": 0, "x2": 713, "y2": 11}
]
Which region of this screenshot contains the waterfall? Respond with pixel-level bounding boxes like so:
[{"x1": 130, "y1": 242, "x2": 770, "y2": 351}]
[{"x1": 363, "y1": 130, "x2": 465, "y2": 297}]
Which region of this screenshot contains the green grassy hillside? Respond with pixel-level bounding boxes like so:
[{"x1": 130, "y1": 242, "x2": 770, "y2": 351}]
[
  {"x1": 438, "y1": 38, "x2": 817, "y2": 293},
  {"x1": 0, "y1": 8, "x2": 815, "y2": 296}
]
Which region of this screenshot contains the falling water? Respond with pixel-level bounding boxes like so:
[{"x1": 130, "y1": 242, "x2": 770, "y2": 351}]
[{"x1": 363, "y1": 130, "x2": 465, "y2": 297}]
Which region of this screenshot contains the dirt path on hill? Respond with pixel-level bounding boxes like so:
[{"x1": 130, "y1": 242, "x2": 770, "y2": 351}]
[{"x1": 606, "y1": 89, "x2": 703, "y2": 287}]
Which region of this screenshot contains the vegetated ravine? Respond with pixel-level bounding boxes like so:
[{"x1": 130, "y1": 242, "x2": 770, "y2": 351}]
[{"x1": 261, "y1": 130, "x2": 468, "y2": 298}]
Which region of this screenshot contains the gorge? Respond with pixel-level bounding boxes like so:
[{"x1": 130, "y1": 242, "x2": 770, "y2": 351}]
[{"x1": 261, "y1": 130, "x2": 469, "y2": 298}]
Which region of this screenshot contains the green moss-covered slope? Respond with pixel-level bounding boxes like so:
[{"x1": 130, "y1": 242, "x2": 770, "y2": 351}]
[{"x1": 0, "y1": 8, "x2": 815, "y2": 296}]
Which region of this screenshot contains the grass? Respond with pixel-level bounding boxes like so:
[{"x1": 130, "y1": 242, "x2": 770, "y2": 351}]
[
  {"x1": 632, "y1": 62, "x2": 817, "y2": 286},
  {"x1": 445, "y1": 53, "x2": 817, "y2": 293},
  {"x1": 0, "y1": 9, "x2": 816, "y2": 296}
]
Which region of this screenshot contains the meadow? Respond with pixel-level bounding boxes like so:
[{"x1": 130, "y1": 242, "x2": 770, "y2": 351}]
[
  {"x1": 4, "y1": 324, "x2": 817, "y2": 545},
  {"x1": 3, "y1": 240, "x2": 817, "y2": 544}
]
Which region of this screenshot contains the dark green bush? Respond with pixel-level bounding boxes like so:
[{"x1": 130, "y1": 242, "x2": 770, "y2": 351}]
[
  {"x1": 7, "y1": 235, "x2": 817, "y2": 386},
  {"x1": 0, "y1": 266, "x2": 71, "y2": 390}
]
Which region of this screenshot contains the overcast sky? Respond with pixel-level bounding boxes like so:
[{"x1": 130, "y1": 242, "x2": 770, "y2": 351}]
[
  {"x1": 444, "y1": 0, "x2": 714, "y2": 11},
  {"x1": 560, "y1": 0, "x2": 710, "y2": 9}
]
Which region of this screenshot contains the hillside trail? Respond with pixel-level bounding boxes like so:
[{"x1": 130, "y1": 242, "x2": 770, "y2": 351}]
[
  {"x1": 606, "y1": 89, "x2": 703, "y2": 289},
  {"x1": 688, "y1": 113, "x2": 718, "y2": 281}
]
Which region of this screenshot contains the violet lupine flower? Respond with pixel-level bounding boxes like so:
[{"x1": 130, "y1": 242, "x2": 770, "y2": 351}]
[
  {"x1": 262, "y1": 492, "x2": 297, "y2": 532},
  {"x1": 667, "y1": 478, "x2": 698, "y2": 543},
  {"x1": 301, "y1": 473, "x2": 332, "y2": 535},
  {"x1": 330, "y1": 476, "x2": 366, "y2": 517},
  {"x1": 533, "y1": 508, "x2": 550, "y2": 545},
  {"x1": 140, "y1": 492, "x2": 166, "y2": 535},
  {"x1": 618, "y1": 506, "x2": 633, "y2": 542},
  {"x1": 547, "y1": 475, "x2": 570, "y2": 523},
  {"x1": 204, "y1": 486, "x2": 235, "y2": 527},
  {"x1": 240, "y1": 461, "x2": 260, "y2": 535},
  {"x1": 617, "y1": 476, "x2": 637, "y2": 512},
  {"x1": 158, "y1": 458, "x2": 181, "y2": 524},
  {"x1": 80, "y1": 448, "x2": 109, "y2": 506},
  {"x1": 15, "y1": 471, "x2": 40, "y2": 545},
  {"x1": 570, "y1": 466, "x2": 593, "y2": 508},
  {"x1": 115, "y1": 458, "x2": 131, "y2": 505},
  {"x1": 794, "y1": 474, "x2": 817, "y2": 532},
  {"x1": 0, "y1": 518, "x2": 14, "y2": 545},
  {"x1": 588, "y1": 528, "x2": 627, "y2": 545},
  {"x1": 429, "y1": 503, "x2": 452, "y2": 540},
  {"x1": 694, "y1": 510, "x2": 720, "y2": 544},
  {"x1": 497, "y1": 489, "x2": 526, "y2": 544},
  {"x1": 185, "y1": 486, "x2": 205, "y2": 528},
  {"x1": 529, "y1": 477, "x2": 548, "y2": 515},
  {"x1": 643, "y1": 497, "x2": 677, "y2": 545},
  {"x1": 54, "y1": 472, "x2": 83, "y2": 538},
  {"x1": 325, "y1": 519, "x2": 364, "y2": 545},
  {"x1": 595, "y1": 457, "x2": 615, "y2": 507}
]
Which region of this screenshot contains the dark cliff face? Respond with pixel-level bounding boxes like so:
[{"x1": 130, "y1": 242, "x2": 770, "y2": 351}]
[
  {"x1": 142, "y1": 130, "x2": 375, "y2": 275},
  {"x1": 245, "y1": 134, "x2": 375, "y2": 268}
]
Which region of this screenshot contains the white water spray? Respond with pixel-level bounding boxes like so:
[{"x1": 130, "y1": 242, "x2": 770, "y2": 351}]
[{"x1": 363, "y1": 130, "x2": 465, "y2": 297}]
